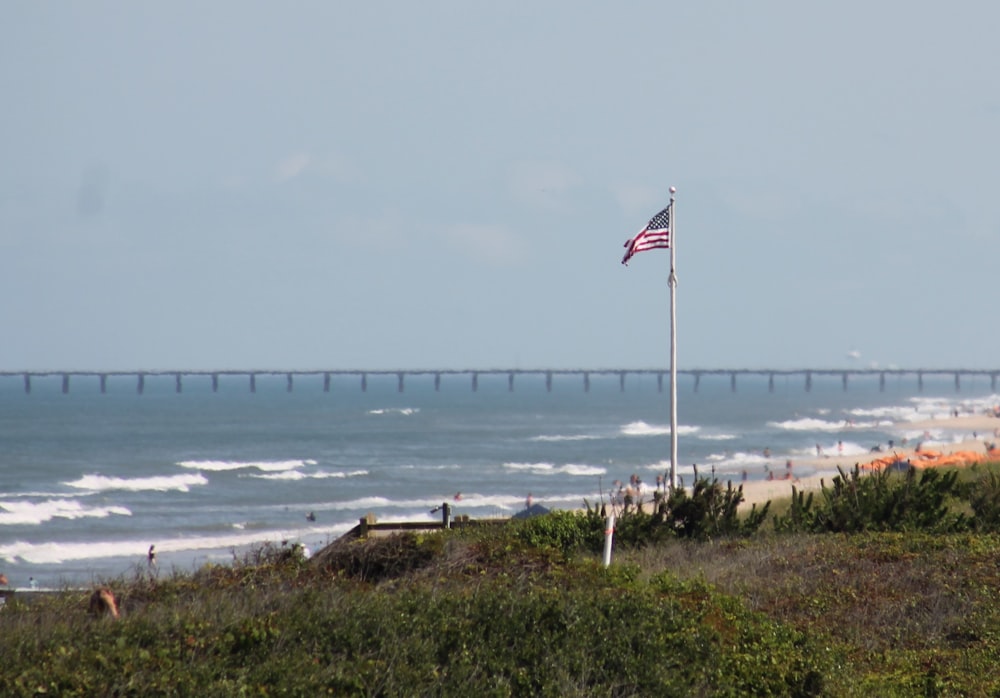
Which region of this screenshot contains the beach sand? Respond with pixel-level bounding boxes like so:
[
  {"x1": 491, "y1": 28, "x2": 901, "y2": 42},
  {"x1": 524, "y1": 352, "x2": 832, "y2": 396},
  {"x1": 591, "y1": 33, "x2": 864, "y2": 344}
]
[{"x1": 738, "y1": 413, "x2": 1000, "y2": 510}]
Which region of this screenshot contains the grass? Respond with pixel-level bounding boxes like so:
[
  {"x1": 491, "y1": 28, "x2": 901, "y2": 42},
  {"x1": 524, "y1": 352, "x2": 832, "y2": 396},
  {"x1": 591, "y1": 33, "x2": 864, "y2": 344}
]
[{"x1": 4, "y1": 464, "x2": 1000, "y2": 695}]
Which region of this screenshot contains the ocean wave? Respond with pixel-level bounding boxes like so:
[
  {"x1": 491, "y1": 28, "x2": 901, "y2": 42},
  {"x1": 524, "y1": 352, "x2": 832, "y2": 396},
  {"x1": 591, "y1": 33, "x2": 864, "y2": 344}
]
[
  {"x1": 247, "y1": 469, "x2": 368, "y2": 481},
  {"x1": 398, "y1": 464, "x2": 463, "y2": 470},
  {"x1": 367, "y1": 408, "x2": 419, "y2": 416},
  {"x1": 177, "y1": 459, "x2": 314, "y2": 472},
  {"x1": 791, "y1": 440, "x2": 870, "y2": 458},
  {"x1": 882, "y1": 394, "x2": 1000, "y2": 423},
  {"x1": 697, "y1": 433, "x2": 739, "y2": 441},
  {"x1": 898, "y1": 426, "x2": 966, "y2": 443},
  {"x1": 65, "y1": 473, "x2": 209, "y2": 493},
  {"x1": 847, "y1": 405, "x2": 920, "y2": 423},
  {"x1": 0, "y1": 524, "x2": 345, "y2": 565},
  {"x1": 323, "y1": 496, "x2": 395, "y2": 510},
  {"x1": 768, "y1": 417, "x2": 846, "y2": 432},
  {"x1": 502, "y1": 462, "x2": 606, "y2": 476},
  {"x1": 620, "y1": 421, "x2": 699, "y2": 437},
  {"x1": 504, "y1": 461, "x2": 556, "y2": 471},
  {"x1": 703, "y1": 452, "x2": 772, "y2": 469},
  {"x1": 530, "y1": 434, "x2": 600, "y2": 442},
  {"x1": 0, "y1": 499, "x2": 132, "y2": 526}
]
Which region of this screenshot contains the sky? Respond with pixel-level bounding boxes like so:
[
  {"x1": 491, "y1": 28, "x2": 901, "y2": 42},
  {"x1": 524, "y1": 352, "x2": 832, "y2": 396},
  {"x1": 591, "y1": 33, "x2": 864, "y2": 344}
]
[{"x1": 2, "y1": 2, "x2": 998, "y2": 372}]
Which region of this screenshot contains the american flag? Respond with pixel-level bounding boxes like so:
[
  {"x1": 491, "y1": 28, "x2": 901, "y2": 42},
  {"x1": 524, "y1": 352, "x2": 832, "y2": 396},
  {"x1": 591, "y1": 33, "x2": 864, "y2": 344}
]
[{"x1": 621, "y1": 205, "x2": 670, "y2": 265}]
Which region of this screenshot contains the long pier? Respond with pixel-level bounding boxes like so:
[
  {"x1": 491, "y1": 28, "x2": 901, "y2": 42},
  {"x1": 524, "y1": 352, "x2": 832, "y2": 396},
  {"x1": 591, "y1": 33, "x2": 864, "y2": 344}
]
[{"x1": 1, "y1": 369, "x2": 998, "y2": 394}]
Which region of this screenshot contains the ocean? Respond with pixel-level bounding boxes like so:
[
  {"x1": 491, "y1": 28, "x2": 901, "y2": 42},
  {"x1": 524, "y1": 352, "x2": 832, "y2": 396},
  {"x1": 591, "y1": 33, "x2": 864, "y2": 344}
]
[{"x1": 1, "y1": 370, "x2": 997, "y2": 590}]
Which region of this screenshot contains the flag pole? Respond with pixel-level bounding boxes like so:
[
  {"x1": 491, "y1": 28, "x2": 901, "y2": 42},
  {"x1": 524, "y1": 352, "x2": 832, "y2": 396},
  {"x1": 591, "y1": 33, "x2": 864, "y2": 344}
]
[{"x1": 668, "y1": 186, "x2": 678, "y2": 491}]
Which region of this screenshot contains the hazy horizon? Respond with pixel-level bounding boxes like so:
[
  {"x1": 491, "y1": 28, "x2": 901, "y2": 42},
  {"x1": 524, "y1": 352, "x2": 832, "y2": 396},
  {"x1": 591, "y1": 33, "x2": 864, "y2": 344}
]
[{"x1": 3, "y1": 2, "x2": 998, "y2": 372}]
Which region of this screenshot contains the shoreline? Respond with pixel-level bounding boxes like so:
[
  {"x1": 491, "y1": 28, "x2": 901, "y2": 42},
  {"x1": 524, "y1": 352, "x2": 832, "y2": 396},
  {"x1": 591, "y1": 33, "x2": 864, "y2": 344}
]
[{"x1": 738, "y1": 414, "x2": 1000, "y2": 510}]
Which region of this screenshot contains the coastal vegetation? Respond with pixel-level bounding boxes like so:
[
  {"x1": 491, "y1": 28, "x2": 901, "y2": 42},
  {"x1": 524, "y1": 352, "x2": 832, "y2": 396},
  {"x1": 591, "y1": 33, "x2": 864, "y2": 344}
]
[{"x1": 3, "y1": 462, "x2": 1000, "y2": 696}]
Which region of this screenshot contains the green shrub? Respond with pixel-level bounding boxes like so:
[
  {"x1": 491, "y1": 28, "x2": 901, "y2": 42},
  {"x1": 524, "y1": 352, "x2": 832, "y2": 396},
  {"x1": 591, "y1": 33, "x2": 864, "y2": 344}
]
[
  {"x1": 665, "y1": 477, "x2": 770, "y2": 539},
  {"x1": 772, "y1": 464, "x2": 969, "y2": 533},
  {"x1": 968, "y1": 470, "x2": 1000, "y2": 531},
  {"x1": 314, "y1": 531, "x2": 444, "y2": 582},
  {"x1": 510, "y1": 508, "x2": 603, "y2": 555}
]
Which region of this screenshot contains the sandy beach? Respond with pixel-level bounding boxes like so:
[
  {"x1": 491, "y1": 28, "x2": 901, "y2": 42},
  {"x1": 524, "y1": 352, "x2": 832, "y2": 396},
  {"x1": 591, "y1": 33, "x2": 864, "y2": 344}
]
[{"x1": 738, "y1": 413, "x2": 1000, "y2": 510}]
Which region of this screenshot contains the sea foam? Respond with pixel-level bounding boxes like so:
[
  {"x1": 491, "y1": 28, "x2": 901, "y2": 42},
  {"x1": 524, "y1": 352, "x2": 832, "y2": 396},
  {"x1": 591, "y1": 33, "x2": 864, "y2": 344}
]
[
  {"x1": 0, "y1": 524, "x2": 349, "y2": 565},
  {"x1": 503, "y1": 462, "x2": 606, "y2": 476},
  {"x1": 177, "y1": 459, "x2": 313, "y2": 472},
  {"x1": 768, "y1": 417, "x2": 847, "y2": 432},
  {"x1": 0, "y1": 499, "x2": 132, "y2": 526},
  {"x1": 65, "y1": 473, "x2": 209, "y2": 493},
  {"x1": 248, "y1": 469, "x2": 368, "y2": 481},
  {"x1": 621, "y1": 421, "x2": 699, "y2": 437}
]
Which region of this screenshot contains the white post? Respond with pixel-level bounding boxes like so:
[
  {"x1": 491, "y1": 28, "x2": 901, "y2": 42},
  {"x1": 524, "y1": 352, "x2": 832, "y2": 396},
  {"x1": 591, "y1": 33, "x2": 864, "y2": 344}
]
[
  {"x1": 602, "y1": 514, "x2": 616, "y2": 567},
  {"x1": 668, "y1": 186, "x2": 678, "y2": 491}
]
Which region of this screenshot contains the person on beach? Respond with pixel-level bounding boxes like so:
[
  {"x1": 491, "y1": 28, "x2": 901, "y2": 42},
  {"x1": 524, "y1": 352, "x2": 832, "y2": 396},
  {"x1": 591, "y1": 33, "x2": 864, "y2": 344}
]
[
  {"x1": 525, "y1": 493, "x2": 533, "y2": 510},
  {"x1": 0, "y1": 573, "x2": 8, "y2": 586},
  {"x1": 623, "y1": 482, "x2": 637, "y2": 510},
  {"x1": 147, "y1": 544, "x2": 157, "y2": 569}
]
